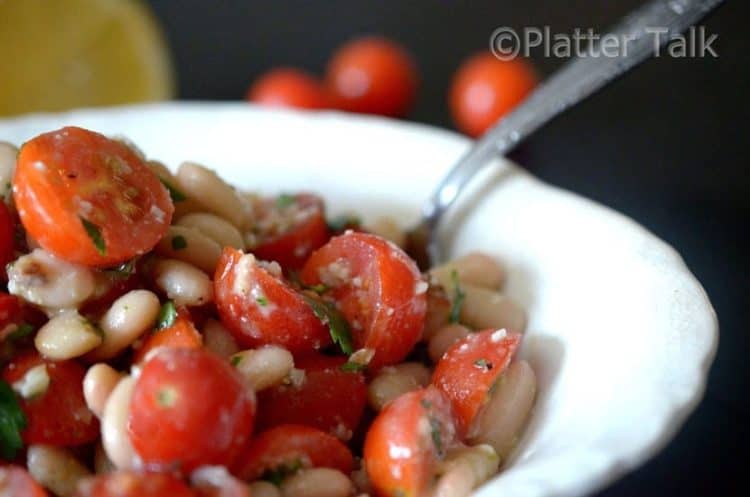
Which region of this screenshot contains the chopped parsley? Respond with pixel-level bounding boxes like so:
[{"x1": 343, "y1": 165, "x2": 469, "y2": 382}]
[
  {"x1": 0, "y1": 379, "x2": 27, "y2": 459},
  {"x1": 230, "y1": 355, "x2": 242, "y2": 367},
  {"x1": 340, "y1": 361, "x2": 367, "y2": 373},
  {"x1": 474, "y1": 358, "x2": 493, "y2": 371},
  {"x1": 256, "y1": 296, "x2": 269, "y2": 307},
  {"x1": 6, "y1": 323, "x2": 34, "y2": 342},
  {"x1": 155, "y1": 301, "x2": 178, "y2": 330},
  {"x1": 327, "y1": 214, "x2": 361, "y2": 233},
  {"x1": 171, "y1": 235, "x2": 188, "y2": 251},
  {"x1": 159, "y1": 178, "x2": 187, "y2": 202},
  {"x1": 275, "y1": 194, "x2": 296, "y2": 209},
  {"x1": 301, "y1": 294, "x2": 353, "y2": 355},
  {"x1": 80, "y1": 217, "x2": 106, "y2": 256},
  {"x1": 429, "y1": 416, "x2": 444, "y2": 455},
  {"x1": 303, "y1": 283, "x2": 330, "y2": 295},
  {"x1": 263, "y1": 458, "x2": 304, "y2": 486},
  {"x1": 449, "y1": 269, "x2": 465, "y2": 324}
]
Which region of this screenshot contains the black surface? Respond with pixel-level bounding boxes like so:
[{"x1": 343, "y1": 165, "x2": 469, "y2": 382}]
[{"x1": 147, "y1": 1, "x2": 748, "y2": 495}]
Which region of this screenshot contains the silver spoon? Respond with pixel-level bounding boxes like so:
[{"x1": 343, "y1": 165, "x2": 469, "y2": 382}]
[{"x1": 410, "y1": 0, "x2": 725, "y2": 267}]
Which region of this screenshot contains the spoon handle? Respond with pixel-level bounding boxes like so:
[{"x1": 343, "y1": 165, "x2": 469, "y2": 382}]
[{"x1": 422, "y1": 0, "x2": 724, "y2": 227}]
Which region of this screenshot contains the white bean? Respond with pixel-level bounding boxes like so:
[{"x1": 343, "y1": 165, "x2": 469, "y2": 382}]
[
  {"x1": 203, "y1": 319, "x2": 240, "y2": 359},
  {"x1": 176, "y1": 162, "x2": 244, "y2": 227},
  {"x1": 34, "y1": 310, "x2": 102, "y2": 360},
  {"x1": 0, "y1": 141, "x2": 17, "y2": 203},
  {"x1": 88, "y1": 290, "x2": 160, "y2": 360},
  {"x1": 428, "y1": 324, "x2": 471, "y2": 363},
  {"x1": 83, "y1": 364, "x2": 122, "y2": 419},
  {"x1": 7, "y1": 249, "x2": 95, "y2": 309},
  {"x1": 469, "y1": 360, "x2": 537, "y2": 460},
  {"x1": 430, "y1": 252, "x2": 506, "y2": 291},
  {"x1": 153, "y1": 258, "x2": 213, "y2": 307},
  {"x1": 248, "y1": 481, "x2": 282, "y2": 497},
  {"x1": 368, "y1": 362, "x2": 431, "y2": 411},
  {"x1": 191, "y1": 466, "x2": 250, "y2": 496},
  {"x1": 365, "y1": 217, "x2": 406, "y2": 247},
  {"x1": 101, "y1": 376, "x2": 139, "y2": 469},
  {"x1": 27, "y1": 445, "x2": 91, "y2": 497},
  {"x1": 422, "y1": 287, "x2": 451, "y2": 341},
  {"x1": 460, "y1": 284, "x2": 527, "y2": 332},
  {"x1": 231, "y1": 346, "x2": 294, "y2": 391},
  {"x1": 155, "y1": 225, "x2": 222, "y2": 274},
  {"x1": 433, "y1": 444, "x2": 499, "y2": 497},
  {"x1": 280, "y1": 468, "x2": 354, "y2": 497},
  {"x1": 177, "y1": 212, "x2": 245, "y2": 250}
]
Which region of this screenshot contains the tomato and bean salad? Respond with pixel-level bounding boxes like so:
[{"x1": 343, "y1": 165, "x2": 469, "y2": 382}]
[{"x1": 0, "y1": 127, "x2": 536, "y2": 497}]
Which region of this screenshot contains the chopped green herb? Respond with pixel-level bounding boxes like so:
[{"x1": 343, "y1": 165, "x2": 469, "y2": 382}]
[
  {"x1": 230, "y1": 355, "x2": 242, "y2": 367},
  {"x1": 275, "y1": 194, "x2": 296, "y2": 209},
  {"x1": 6, "y1": 323, "x2": 34, "y2": 342},
  {"x1": 449, "y1": 269, "x2": 465, "y2": 324},
  {"x1": 303, "y1": 283, "x2": 329, "y2": 295},
  {"x1": 0, "y1": 379, "x2": 27, "y2": 459},
  {"x1": 256, "y1": 296, "x2": 269, "y2": 307},
  {"x1": 474, "y1": 358, "x2": 493, "y2": 371},
  {"x1": 420, "y1": 399, "x2": 432, "y2": 410},
  {"x1": 429, "y1": 416, "x2": 443, "y2": 455},
  {"x1": 263, "y1": 458, "x2": 304, "y2": 486},
  {"x1": 80, "y1": 217, "x2": 106, "y2": 256},
  {"x1": 171, "y1": 235, "x2": 188, "y2": 251},
  {"x1": 156, "y1": 387, "x2": 178, "y2": 407},
  {"x1": 301, "y1": 294, "x2": 353, "y2": 354},
  {"x1": 327, "y1": 215, "x2": 361, "y2": 233},
  {"x1": 340, "y1": 361, "x2": 367, "y2": 373},
  {"x1": 156, "y1": 301, "x2": 178, "y2": 330},
  {"x1": 159, "y1": 178, "x2": 187, "y2": 202}
]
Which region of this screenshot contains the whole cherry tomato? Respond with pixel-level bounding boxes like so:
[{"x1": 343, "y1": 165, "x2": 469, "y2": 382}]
[{"x1": 247, "y1": 68, "x2": 331, "y2": 110}]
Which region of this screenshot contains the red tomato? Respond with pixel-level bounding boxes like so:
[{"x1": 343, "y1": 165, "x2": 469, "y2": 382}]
[
  {"x1": 74, "y1": 471, "x2": 195, "y2": 497},
  {"x1": 0, "y1": 465, "x2": 49, "y2": 497},
  {"x1": 13, "y1": 127, "x2": 174, "y2": 266},
  {"x1": 128, "y1": 348, "x2": 256, "y2": 473},
  {"x1": 214, "y1": 248, "x2": 330, "y2": 357},
  {"x1": 0, "y1": 202, "x2": 15, "y2": 280},
  {"x1": 449, "y1": 52, "x2": 538, "y2": 137},
  {"x1": 364, "y1": 386, "x2": 457, "y2": 497},
  {"x1": 249, "y1": 194, "x2": 329, "y2": 271},
  {"x1": 0, "y1": 293, "x2": 21, "y2": 333},
  {"x1": 300, "y1": 232, "x2": 427, "y2": 369},
  {"x1": 247, "y1": 68, "x2": 331, "y2": 110},
  {"x1": 132, "y1": 308, "x2": 203, "y2": 364},
  {"x1": 432, "y1": 328, "x2": 521, "y2": 437},
  {"x1": 256, "y1": 355, "x2": 366, "y2": 440},
  {"x1": 1, "y1": 351, "x2": 99, "y2": 447},
  {"x1": 234, "y1": 424, "x2": 354, "y2": 481},
  {"x1": 326, "y1": 37, "x2": 418, "y2": 117}
]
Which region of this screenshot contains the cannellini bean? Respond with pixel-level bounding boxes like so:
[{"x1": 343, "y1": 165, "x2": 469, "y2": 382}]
[
  {"x1": 177, "y1": 212, "x2": 245, "y2": 249},
  {"x1": 365, "y1": 216, "x2": 406, "y2": 247},
  {"x1": 94, "y1": 443, "x2": 116, "y2": 474},
  {"x1": 88, "y1": 290, "x2": 160, "y2": 360},
  {"x1": 27, "y1": 444, "x2": 92, "y2": 497},
  {"x1": 155, "y1": 225, "x2": 222, "y2": 274},
  {"x1": 368, "y1": 362, "x2": 431, "y2": 411},
  {"x1": 34, "y1": 310, "x2": 103, "y2": 360},
  {"x1": 460, "y1": 284, "x2": 527, "y2": 332},
  {"x1": 249, "y1": 480, "x2": 282, "y2": 497},
  {"x1": 153, "y1": 258, "x2": 213, "y2": 307},
  {"x1": 430, "y1": 252, "x2": 506, "y2": 290},
  {"x1": 83, "y1": 364, "x2": 122, "y2": 419},
  {"x1": 148, "y1": 161, "x2": 204, "y2": 219},
  {"x1": 422, "y1": 287, "x2": 451, "y2": 341},
  {"x1": 191, "y1": 466, "x2": 250, "y2": 496},
  {"x1": 0, "y1": 141, "x2": 17, "y2": 203},
  {"x1": 203, "y1": 319, "x2": 240, "y2": 359},
  {"x1": 101, "y1": 376, "x2": 139, "y2": 469},
  {"x1": 279, "y1": 468, "x2": 354, "y2": 497},
  {"x1": 231, "y1": 346, "x2": 294, "y2": 391},
  {"x1": 176, "y1": 162, "x2": 245, "y2": 227},
  {"x1": 469, "y1": 360, "x2": 536, "y2": 460},
  {"x1": 7, "y1": 249, "x2": 95, "y2": 309},
  {"x1": 428, "y1": 324, "x2": 471, "y2": 363},
  {"x1": 433, "y1": 444, "x2": 499, "y2": 497}
]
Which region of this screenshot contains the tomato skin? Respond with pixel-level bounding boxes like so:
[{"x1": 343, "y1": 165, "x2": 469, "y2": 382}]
[
  {"x1": 131, "y1": 308, "x2": 203, "y2": 364},
  {"x1": 449, "y1": 52, "x2": 538, "y2": 137},
  {"x1": 128, "y1": 348, "x2": 256, "y2": 473},
  {"x1": 0, "y1": 465, "x2": 49, "y2": 497},
  {"x1": 256, "y1": 355, "x2": 366, "y2": 439},
  {"x1": 1, "y1": 352, "x2": 99, "y2": 447},
  {"x1": 250, "y1": 194, "x2": 329, "y2": 271},
  {"x1": 214, "y1": 248, "x2": 330, "y2": 357},
  {"x1": 326, "y1": 37, "x2": 418, "y2": 117},
  {"x1": 74, "y1": 471, "x2": 195, "y2": 497},
  {"x1": 300, "y1": 232, "x2": 427, "y2": 369},
  {"x1": 233, "y1": 424, "x2": 354, "y2": 481},
  {"x1": 364, "y1": 386, "x2": 457, "y2": 497},
  {"x1": 0, "y1": 202, "x2": 15, "y2": 280},
  {"x1": 13, "y1": 127, "x2": 174, "y2": 266},
  {"x1": 432, "y1": 329, "x2": 521, "y2": 437},
  {"x1": 247, "y1": 68, "x2": 331, "y2": 110}
]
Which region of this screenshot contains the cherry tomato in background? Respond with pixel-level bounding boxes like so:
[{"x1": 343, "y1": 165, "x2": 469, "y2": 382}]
[
  {"x1": 0, "y1": 466, "x2": 49, "y2": 497},
  {"x1": 74, "y1": 471, "x2": 195, "y2": 497},
  {"x1": 449, "y1": 52, "x2": 538, "y2": 137},
  {"x1": 128, "y1": 347, "x2": 256, "y2": 473},
  {"x1": 247, "y1": 68, "x2": 331, "y2": 110},
  {"x1": 13, "y1": 127, "x2": 174, "y2": 267},
  {"x1": 326, "y1": 36, "x2": 418, "y2": 117}
]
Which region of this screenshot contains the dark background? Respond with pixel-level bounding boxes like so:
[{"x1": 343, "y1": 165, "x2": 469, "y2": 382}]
[{"x1": 147, "y1": 1, "x2": 748, "y2": 495}]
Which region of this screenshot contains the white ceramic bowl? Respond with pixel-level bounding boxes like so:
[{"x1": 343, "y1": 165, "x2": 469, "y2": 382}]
[{"x1": 0, "y1": 103, "x2": 718, "y2": 497}]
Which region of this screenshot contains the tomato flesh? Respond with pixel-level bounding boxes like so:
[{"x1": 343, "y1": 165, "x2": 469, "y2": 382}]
[
  {"x1": 132, "y1": 308, "x2": 203, "y2": 364},
  {"x1": 74, "y1": 471, "x2": 195, "y2": 497}
]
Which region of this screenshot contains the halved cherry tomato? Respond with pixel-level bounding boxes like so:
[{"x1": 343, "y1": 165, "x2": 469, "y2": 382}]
[
  {"x1": 128, "y1": 348, "x2": 256, "y2": 473},
  {"x1": 256, "y1": 355, "x2": 366, "y2": 439},
  {"x1": 432, "y1": 328, "x2": 521, "y2": 437},
  {"x1": 364, "y1": 386, "x2": 457, "y2": 497},
  {"x1": 214, "y1": 248, "x2": 330, "y2": 357},
  {"x1": 13, "y1": 127, "x2": 174, "y2": 266},
  {"x1": 234, "y1": 424, "x2": 354, "y2": 481},
  {"x1": 132, "y1": 308, "x2": 203, "y2": 364},
  {"x1": 0, "y1": 465, "x2": 49, "y2": 497},
  {"x1": 449, "y1": 52, "x2": 538, "y2": 137},
  {"x1": 326, "y1": 37, "x2": 418, "y2": 117},
  {"x1": 0, "y1": 202, "x2": 15, "y2": 280},
  {"x1": 74, "y1": 471, "x2": 195, "y2": 497},
  {"x1": 300, "y1": 232, "x2": 427, "y2": 369},
  {"x1": 249, "y1": 194, "x2": 329, "y2": 271},
  {"x1": 247, "y1": 68, "x2": 331, "y2": 110},
  {"x1": 1, "y1": 351, "x2": 99, "y2": 447}
]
